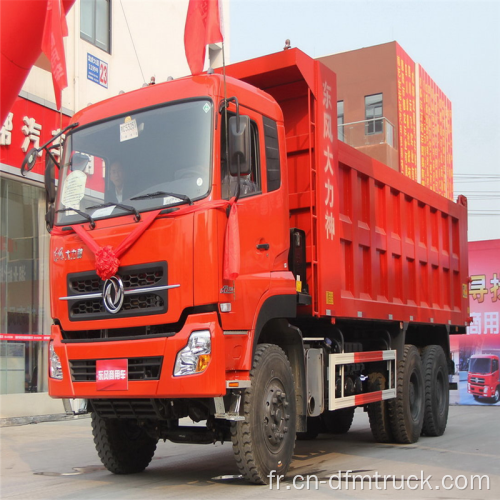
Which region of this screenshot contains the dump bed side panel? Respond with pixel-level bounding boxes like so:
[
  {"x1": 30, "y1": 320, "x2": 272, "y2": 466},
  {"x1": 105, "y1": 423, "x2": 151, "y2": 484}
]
[{"x1": 224, "y1": 49, "x2": 468, "y2": 328}]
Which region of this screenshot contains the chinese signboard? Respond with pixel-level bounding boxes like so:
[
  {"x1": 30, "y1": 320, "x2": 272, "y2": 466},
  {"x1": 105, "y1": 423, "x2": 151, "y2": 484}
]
[
  {"x1": 87, "y1": 53, "x2": 109, "y2": 89},
  {"x1": 0, "y1": 96, "x2": 70, "y2": 179},
  {"x1": 316, "y1": 62, "x2": 340, "y2": 317},
  {"x1": 396, "y1": 44, "x2": 417, "y2": 182},
  {"x1": 419, "y1": 66, "x2": 453, "y2": 199},
  {"x1": 395, "y1": 44, "x2": 453, "y2": 200}
]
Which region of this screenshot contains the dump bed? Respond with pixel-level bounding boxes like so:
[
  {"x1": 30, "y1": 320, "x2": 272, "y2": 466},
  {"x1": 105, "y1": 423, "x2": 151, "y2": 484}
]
[{"x1": 224, "y1": 49, "x2": 469, "y2": 329}]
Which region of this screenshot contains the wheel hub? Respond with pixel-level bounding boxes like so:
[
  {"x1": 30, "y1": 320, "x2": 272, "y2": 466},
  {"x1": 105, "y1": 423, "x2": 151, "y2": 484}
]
[{"x1": 264, "y1": 387, "x2": 290, "y2": 448}]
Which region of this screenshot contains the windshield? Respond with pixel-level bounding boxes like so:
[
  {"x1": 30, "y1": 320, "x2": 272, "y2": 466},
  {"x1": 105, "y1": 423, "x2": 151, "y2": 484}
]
[
  {"x1": 55, "y1": 99, "x2": 213, "y2": 225},
  {"x1": 469, "y1": 358, "x2": 492, "y2": 374}
]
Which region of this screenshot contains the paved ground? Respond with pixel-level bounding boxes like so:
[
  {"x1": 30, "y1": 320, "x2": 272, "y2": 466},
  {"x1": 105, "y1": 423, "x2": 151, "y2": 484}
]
[{"x1": 1, "y1": 406, "x2": 499, "y2": 499}]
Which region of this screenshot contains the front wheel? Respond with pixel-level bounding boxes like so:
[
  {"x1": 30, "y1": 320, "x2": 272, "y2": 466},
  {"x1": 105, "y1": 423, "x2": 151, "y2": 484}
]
[
  {"x1": 492, "y1": 387, "x2": 500, "y2": 404},
  {"x1": 91, "y1": 413, "x2": 158, "y2": 474},
  {"x1": 231, "y1": 344, "x2": 296, "y2": 484}
]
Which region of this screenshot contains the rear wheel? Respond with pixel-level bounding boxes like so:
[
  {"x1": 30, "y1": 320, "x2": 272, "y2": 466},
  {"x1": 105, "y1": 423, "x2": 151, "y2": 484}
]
[
  {"x1": 367, "y1": 372, "x2": 393, "y2": 443},
  {"x1": 231, "y1": 344, "x2": 296, "y2": 484},
  {"x1": 91, "y1": 413, "x2": 158, "y2": 474},
  {"x1": 421, "y1": 345, "x2": 449, "y2": 436},
  {"x1": 388, "y1": 345, "x2": 424, "y2": 444},
  {"x1": 322, "y1": 407, "x2": 355, "y2": 434}
]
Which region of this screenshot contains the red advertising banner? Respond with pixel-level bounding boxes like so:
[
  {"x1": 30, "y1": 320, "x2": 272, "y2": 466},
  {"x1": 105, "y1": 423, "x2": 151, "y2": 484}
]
[
  {"x1": 452, "y1": 240, "x2": 500, "y2": 406},
  {"x1": 418, "y1": 66, "x2": 453, "y2": 199},
  {"x1": 396, "y1": 44, "x2": 417, "y2": 180}
]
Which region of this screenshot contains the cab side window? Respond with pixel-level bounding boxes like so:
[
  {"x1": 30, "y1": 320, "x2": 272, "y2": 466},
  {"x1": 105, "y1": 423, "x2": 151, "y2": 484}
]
[
  {"x1": 493, "y1": 359, "x2": 499, "y2": 372},
  {"x1": 221, "y1": 113, "x2": 261, "y2": 200}
]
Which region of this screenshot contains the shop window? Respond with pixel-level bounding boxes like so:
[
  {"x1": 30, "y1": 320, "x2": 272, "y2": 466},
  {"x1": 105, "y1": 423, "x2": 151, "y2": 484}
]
[
  {"x1": 81, "y1": 0, "x2": 111, "y2": 53},
  {"x1": 0, "y1": 177, "x2": 50, "y2": 394},
  {"x1": 365, "y1": 93, "x2": 383, "y2": 135}
]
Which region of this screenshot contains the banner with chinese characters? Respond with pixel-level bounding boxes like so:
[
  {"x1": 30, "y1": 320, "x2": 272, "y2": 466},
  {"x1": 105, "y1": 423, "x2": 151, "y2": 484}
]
[
  {"x1": 451, "y1": 239, "x2": 500, "y2": 406},
  {"x1": 396, "y1": 44, "x2": 417, "y2": 181},
  {"x1": 418, "y1": 66, "x2": 453, "y2": 199},
  {"x1": 0, "y1": 96, "x2": 70, "y2": 181},
  {"x1": 316, "y1": 61, "x2": 340, "y2": 317}
]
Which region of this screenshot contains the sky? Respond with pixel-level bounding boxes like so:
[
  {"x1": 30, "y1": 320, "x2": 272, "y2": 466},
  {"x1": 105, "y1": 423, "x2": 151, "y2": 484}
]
[{"x1": 229, "y1": 0, "x2": 500, "y2": 242}]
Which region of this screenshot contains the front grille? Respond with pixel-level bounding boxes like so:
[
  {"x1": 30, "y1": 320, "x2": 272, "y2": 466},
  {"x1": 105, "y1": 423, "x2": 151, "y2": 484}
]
[
  {"x1": 66, "y1": 262, "x2": 169, "y2": 321},
  {"x1": 70, "y1": 268, "x2": 163, "y2": 294},
  {"x1": 90, "y1": 399, "x2": 161, "y2": 419},
  {"x1": 70, "y1": 356, "x2": 163, "y2": 382},
  {"x1": 470, "y1": 377, "x2": 485, "y2": 384},
  {"x1": 71, "y1": 294, "x2": 164, "y2": 316}
]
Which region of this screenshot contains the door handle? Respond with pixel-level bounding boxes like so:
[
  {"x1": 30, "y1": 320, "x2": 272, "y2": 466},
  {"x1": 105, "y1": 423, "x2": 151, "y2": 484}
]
[{"x1": 256, "y1": 243, "x2": 270, "y2": 251}]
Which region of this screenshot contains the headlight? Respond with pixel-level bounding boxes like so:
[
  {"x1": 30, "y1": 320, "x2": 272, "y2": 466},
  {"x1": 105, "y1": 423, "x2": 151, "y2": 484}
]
[
  {"x1": 483, "y1": 387, "x2": 488, "y2": 395},
  {"x1": 49, "y1": 342, "x2": 63, "y2": 380},
  {"x1": 174, "y1": 330, "x2": 211, "y2": 376},
  {"x1": 467, "y1": 383, "x2": 470, "y2": 391}
]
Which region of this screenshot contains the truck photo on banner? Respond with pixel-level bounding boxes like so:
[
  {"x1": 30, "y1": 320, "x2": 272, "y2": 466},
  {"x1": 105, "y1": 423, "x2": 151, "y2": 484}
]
[{"x1": 451, "y1": 239, "x2": 500, "y2": 406}]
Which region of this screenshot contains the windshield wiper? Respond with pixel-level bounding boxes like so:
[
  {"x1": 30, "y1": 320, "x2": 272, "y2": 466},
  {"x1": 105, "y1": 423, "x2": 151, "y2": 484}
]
[
  {"x1": 87, "y1": 202, "x2": 141, "y2": 222},
  {"x1": 131, "y1": 191, "x2": 193, "y2": 205},
  {"x1": 55, "y1": 208, "x2": 96, "y2": 229}
]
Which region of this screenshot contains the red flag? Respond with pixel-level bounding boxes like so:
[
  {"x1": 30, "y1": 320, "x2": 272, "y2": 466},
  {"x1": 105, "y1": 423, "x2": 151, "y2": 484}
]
[
  {"x1": 41, "y1": 0, "x2": 68, "y2": 110},
  {"x1": 184, "y1": 0, "x2": 224, "y2": 75}
]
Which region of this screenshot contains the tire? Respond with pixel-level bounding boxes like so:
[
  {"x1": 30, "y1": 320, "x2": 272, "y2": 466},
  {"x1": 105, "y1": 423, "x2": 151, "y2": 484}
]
[
  {"x1": 297, "y1": 416, "x2": 322, "y2": 440},
  {"x1": 367, "y1": 372, "x2": 393, "y2": 443},
  {"x1": 231, "y1": 344, "x2": 296, "y2": 484},
  {"x1": 91, "y1": 413, "x2": 158, "y2": 474},
  {"x1": 388, "y1": 344, "x2": 425, "y2": 444},
  {"x1": 322, "y1": 407, "x2": 355, "y2": 434},
  {"x1": 421, "y1": 345, "x2": 449, "y2": 436},
  {"x1": 492, "y1": 387, "x2": 500, "y2": 404}
]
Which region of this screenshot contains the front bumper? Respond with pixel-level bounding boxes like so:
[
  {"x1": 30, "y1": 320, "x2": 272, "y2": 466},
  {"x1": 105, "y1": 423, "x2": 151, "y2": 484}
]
[
  {"x1": 49, "y1": 312, "x2": 226, "y2": 399},
  {"x1": 468, "y1": 383, "x2": 492, "y2": 397}
]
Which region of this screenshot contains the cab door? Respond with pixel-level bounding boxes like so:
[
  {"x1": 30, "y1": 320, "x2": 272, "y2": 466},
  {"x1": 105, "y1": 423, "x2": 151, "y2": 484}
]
[{"x1": 219, "y1": 109, "x2": 289, "y2": 331}]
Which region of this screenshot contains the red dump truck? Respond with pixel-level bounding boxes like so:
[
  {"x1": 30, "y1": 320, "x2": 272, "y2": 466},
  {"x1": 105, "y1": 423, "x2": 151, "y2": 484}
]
[
  {"x1": 468, "y1": 354, "x2": 500, "y2": 403},
  {"x1": 26, "y1": 48, "x2": 469, "y2": 484}
]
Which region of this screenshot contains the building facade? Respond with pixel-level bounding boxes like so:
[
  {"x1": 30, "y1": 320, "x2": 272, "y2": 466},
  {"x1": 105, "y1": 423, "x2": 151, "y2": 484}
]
[
  {"x1": 319, "y1": 41, "x2": 453, "y2": 199},
  {"x1": 0, "y1": 0, "x2": 230, "y2": 418}
]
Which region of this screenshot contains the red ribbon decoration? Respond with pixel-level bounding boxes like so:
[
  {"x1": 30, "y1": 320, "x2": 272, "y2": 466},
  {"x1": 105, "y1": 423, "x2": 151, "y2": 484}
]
[{"x1": 55, "y1": 199, "x2": 239, "y2": 281}]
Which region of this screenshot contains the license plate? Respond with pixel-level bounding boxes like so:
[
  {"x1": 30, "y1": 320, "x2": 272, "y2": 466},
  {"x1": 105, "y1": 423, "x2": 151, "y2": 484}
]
[{"x1": 96, "y1": 359, "x2": 128, "y2": 391}]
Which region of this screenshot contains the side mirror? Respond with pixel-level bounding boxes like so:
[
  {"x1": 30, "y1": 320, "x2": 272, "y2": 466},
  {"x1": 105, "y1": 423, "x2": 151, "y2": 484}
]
[
  {"x1": 44, "y1": 153, "x2": 56, "y2": 203},
  {"x1": 228, "y1": 115, "x2": 251, "y2": 176}
]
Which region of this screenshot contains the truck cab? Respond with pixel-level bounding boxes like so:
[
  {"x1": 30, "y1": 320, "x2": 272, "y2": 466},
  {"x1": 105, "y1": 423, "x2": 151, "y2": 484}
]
[{"x1": 468, "y1": 355, "x2": 500, "y2": 403}]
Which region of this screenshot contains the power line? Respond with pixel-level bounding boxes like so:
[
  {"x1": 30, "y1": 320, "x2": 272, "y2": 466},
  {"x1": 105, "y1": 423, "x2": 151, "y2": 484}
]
[{"x1": 120, "y1": 0, "x2": 146, "y2": 84}]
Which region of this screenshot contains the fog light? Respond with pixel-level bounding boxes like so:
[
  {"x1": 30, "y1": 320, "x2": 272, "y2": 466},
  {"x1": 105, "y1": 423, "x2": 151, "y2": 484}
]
[
  {"x1": 174, "y1": 331, "x2": 211, "y2": 376},
  {"x1": 49, "y1": 342, "x2": 63, "y2": 380}
]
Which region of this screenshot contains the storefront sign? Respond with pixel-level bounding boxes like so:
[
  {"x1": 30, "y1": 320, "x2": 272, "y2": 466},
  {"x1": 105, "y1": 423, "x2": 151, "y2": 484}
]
[
  {"x1": 0, "y1": 96, "x2": 70, "y2": 180},
  {"x1": 87, "y1": 53, "x2": 109, "y2": 89}
]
